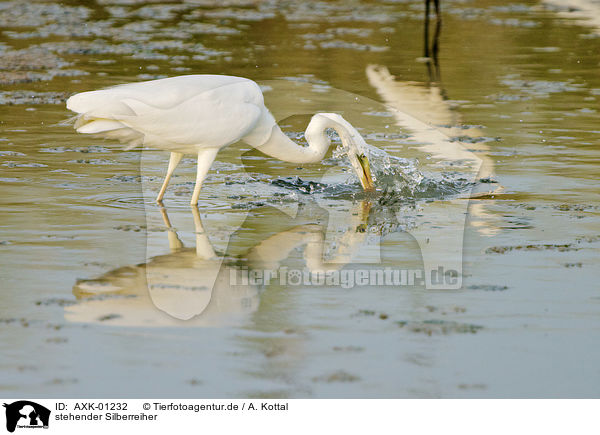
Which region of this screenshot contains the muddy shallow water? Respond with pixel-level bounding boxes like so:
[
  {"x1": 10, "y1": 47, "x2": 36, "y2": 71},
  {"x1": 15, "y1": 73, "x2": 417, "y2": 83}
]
[{"x1": 1, "y1": 0, "x2": 599, "y2": 398}]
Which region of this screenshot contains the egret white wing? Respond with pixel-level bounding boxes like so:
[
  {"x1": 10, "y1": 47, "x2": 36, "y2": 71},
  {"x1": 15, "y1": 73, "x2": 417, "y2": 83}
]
[
  {"x1": 67, "y1": 75, "x2": 268, "y2": 153},
  {"x1": 67, "y1": 75, "x2": 250, "y2": 114}
]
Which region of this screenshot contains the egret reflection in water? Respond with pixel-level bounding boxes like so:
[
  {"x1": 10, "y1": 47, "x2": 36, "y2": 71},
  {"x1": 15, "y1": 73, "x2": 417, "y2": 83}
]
[
  {"x1": 366, "y1": 7, "x2": 505, "y2": 239},
  {"x1": 68, "y1": 200, "x2": 374, "y2": 327},
  {"x1": 543, "y1": 0, "x2": 600, "y2": 34}
]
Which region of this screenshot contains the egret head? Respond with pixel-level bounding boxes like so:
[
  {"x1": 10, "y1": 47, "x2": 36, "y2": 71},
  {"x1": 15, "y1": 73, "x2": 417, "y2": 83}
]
[
  {"x1": 315, "y1": 113, "x2": 375, "y2": 192},
  {"x1": 346, "y1": 143, "x2": 374, "y2": 192}
]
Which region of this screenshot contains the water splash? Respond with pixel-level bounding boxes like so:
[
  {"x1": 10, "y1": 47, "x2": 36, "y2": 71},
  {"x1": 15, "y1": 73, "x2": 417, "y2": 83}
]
[
  {"x1": 270, "y1": 139, "x2": 474, "y2": 203},
  {"x1": 331, "y1": 142, "x2": 424, "y2": 196},
  {"x1": 365, "y1": 145, "x2": 424, "y2": 195},
  {"x1": 271, "y1": 177, "x2": 327, "y2": 194}
]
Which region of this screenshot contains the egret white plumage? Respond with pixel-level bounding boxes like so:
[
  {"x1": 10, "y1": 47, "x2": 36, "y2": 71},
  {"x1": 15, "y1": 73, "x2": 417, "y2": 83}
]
[{"x1": 66, "y1": 74, "x2": 375, "y2": 205}]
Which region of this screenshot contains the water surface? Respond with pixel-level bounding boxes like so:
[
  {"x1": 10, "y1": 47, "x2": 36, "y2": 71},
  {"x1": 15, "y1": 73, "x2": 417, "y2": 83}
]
[{"x1": 1, "y1": 0, "x2": 599, "y2": 398}]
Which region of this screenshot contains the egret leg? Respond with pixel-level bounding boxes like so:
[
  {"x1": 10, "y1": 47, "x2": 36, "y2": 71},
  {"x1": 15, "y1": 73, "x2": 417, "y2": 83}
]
[
  {"x1": 424, "y1": 0, "x2": 431, "y2": 59},
  {"x1": 432, "y1": 0, "x2": 442, "y2": 76},
  {"x1": 156, "y1": 151, "x2": 184, "y2": 203},
  {"x1": 190, "y1": 148, "x2": 219, "y2": 206},
  {"x1": 191, "y1": 205, "x2": 216, "y2": 259}
]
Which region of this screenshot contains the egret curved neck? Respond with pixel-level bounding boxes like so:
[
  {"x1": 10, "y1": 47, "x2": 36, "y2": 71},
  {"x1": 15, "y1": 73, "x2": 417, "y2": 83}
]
[{"x1": 253, "y1": 124, "x2": 329, "y2": 164}]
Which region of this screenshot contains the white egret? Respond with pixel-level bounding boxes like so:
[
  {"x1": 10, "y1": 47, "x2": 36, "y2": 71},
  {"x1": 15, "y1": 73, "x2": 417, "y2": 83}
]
[{"x1": 67, "y1": 74, "x2": 375, "y2": 205}]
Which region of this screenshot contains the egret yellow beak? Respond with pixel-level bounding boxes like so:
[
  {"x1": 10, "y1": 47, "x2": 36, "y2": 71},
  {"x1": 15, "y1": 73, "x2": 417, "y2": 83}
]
[{"x1": 356, "y1": 153, "x2": 374, "y2": 192}]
